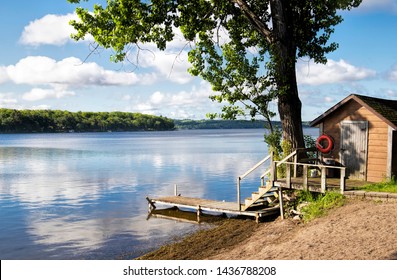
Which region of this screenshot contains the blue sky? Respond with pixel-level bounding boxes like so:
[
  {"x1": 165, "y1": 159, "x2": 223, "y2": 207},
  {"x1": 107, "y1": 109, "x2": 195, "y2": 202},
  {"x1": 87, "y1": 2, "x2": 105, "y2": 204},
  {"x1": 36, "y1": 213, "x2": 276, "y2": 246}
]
[{"x1": 1, "y1": 0, "x2": 397, "y2": 121}]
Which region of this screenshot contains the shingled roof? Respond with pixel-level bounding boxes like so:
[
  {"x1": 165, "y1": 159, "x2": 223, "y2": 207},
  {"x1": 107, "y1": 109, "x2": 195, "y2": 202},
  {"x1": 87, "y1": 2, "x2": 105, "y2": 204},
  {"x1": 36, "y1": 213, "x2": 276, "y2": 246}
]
[{"x1": 310, "y1": 94, "x2": 397, "y2": 130}]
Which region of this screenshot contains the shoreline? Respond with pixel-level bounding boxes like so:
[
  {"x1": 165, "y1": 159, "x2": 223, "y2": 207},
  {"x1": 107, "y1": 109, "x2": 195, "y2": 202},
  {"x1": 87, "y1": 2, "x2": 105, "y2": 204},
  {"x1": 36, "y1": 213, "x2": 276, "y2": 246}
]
[
  {"x1": 136, "y1": 218, "x2": 264, "y2": 260},
  {"x1": 136, "y1": 198, "x2": 397, "y2": 260}
]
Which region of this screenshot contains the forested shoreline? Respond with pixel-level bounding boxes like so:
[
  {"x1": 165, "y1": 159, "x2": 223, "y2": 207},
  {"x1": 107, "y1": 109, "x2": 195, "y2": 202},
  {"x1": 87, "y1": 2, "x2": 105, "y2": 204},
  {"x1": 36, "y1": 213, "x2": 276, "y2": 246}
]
[
  {"x1": 0, "y1": 108, "x2": 315, "y2": 133},
  {"x1": 174, "y1": 119, "x2": 313, "y2": 130},
  {"x1": 0, "y1": 109, "x2": 175, "y2": 133}
]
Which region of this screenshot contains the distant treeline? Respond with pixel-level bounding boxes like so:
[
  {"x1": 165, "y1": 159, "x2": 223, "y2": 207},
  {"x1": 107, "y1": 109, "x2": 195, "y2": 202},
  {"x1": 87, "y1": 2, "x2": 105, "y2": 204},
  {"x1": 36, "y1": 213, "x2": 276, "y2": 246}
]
[
  {"x1": 174, "y1": 119, "x2": 312, "y2": 130},
  {"x1": 174, "y1": 119, "x2": 269, "y2": 129},
  {"x1": 0, "y1": 109, "x2": 174, "y2": 133}
]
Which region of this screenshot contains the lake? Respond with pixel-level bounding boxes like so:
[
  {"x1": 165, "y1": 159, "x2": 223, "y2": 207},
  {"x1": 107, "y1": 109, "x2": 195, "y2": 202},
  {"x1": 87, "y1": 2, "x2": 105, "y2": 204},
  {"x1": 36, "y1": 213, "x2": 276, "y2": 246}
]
[{"x1": 0, "y1": 128, "x2": 318, "y2": 259}]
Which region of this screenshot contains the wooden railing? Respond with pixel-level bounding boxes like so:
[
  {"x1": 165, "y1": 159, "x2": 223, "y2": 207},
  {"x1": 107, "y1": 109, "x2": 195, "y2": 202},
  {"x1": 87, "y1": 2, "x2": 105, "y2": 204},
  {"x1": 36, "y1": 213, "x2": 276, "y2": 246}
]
[
  {"x1": 270, "y1": 161, "x2": 346, "y2": 194},
  {"x1": 237, "y1": 149, "x2": 347, "y2": 210}
]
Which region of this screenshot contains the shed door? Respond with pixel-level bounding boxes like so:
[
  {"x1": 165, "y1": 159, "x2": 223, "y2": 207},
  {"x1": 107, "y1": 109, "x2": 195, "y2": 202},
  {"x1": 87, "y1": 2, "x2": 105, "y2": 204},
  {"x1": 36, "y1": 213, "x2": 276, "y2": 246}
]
[{"x1": 340, "y1": 121, "x2": 368, "y2": 180}]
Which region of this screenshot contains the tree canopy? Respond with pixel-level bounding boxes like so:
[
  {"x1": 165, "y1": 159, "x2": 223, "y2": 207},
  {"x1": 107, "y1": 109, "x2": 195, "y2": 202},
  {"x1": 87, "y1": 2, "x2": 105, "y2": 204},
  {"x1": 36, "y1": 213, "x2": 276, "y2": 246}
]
[
  {"x1": 68, "y1": 0, "x2": 361, "y2": 149},
  {"x1": 0, "y1": 109, "x2": 174, "y2": 133}
]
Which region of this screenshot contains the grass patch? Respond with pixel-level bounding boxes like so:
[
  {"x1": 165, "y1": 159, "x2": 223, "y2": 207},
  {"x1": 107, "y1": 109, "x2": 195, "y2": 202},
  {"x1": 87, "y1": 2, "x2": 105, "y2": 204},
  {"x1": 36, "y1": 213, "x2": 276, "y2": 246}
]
[
  {"x1": 296, "y1": 191, "x2": 345, "y2": 222},
  {"x1": 357, "y1": 177, "x2": 397, "y2": 193}
]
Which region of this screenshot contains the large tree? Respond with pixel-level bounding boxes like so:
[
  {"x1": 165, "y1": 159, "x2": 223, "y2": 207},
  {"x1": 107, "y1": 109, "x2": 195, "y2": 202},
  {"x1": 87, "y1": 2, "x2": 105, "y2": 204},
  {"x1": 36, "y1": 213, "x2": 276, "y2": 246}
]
[{"x1": 68, "y1": 0, "x2": 361, "y2": 149}]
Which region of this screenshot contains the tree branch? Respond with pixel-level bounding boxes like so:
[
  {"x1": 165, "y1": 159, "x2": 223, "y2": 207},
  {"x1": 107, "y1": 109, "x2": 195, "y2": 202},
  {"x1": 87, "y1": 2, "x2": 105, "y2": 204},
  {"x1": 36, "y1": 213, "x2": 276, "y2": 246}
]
[{"x1": 230, "y1": 0, "x2": 273, "y2": 44}]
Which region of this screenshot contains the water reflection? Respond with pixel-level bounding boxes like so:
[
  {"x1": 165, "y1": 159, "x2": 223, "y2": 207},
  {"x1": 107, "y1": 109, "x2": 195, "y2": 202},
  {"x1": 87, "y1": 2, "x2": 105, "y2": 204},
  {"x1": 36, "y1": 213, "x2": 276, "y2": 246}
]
[{"x1": 0, "y1": 129, "x2": 317, "y2": 259}]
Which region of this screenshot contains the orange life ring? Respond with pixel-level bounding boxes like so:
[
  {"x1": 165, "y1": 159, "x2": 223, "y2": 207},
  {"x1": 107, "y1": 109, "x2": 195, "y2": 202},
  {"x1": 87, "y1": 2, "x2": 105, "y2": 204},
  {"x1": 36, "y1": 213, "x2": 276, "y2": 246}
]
[{"x1": 316, "y1": 134, "x2": 334, "y2": 154}]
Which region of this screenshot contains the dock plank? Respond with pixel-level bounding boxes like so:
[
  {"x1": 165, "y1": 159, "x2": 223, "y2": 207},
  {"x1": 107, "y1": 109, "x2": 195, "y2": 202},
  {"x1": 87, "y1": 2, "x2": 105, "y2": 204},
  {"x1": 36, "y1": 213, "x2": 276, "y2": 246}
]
[
  {"x1": 153, "y1": 196, "x2": 240, "y2": 211},
  {"x1": 148, "y1": 195, "x2": 279, "y2": 220}
]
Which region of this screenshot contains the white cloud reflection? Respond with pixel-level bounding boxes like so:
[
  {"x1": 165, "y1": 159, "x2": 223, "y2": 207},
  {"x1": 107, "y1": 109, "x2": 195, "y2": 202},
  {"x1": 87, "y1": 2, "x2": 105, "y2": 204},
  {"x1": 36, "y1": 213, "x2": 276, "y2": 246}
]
[{"x1": 0, "y1": 131, "x2": 269, "y2": 258}]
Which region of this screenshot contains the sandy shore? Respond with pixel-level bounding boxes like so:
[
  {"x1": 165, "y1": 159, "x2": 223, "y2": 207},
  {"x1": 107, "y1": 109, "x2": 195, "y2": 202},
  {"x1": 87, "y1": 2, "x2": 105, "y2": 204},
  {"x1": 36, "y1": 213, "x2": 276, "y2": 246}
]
[{"x1": 138, "y1": 198, "x2": 397, "y2": 260}]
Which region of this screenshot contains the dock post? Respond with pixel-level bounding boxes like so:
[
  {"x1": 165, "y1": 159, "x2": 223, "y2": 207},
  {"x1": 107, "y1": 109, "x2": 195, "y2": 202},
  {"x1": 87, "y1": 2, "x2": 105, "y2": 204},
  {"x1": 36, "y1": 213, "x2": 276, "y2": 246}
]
[
  {"x1": 237, "y1": 177, "x2": 241, "y2": 210},
  {"x1": 146, "y1": 197, "x2": 156, "y2": 211},
  {"x1": 174, "y1": 184, "x2": 178, "y2": 196},
  {"x1": 197, "y1": 205, "x2": 202, "y2": 223},
  {"x1": 279, "y1": 187, "x2": 284, "y2": 220}
]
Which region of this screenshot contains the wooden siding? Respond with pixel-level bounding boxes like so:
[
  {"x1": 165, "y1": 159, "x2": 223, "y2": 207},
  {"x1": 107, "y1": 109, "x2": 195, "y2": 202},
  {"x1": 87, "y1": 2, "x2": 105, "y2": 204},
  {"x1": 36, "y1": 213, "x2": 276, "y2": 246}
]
[{"x1": 321, "y1": 99, "x2": 388, "y2": 182}]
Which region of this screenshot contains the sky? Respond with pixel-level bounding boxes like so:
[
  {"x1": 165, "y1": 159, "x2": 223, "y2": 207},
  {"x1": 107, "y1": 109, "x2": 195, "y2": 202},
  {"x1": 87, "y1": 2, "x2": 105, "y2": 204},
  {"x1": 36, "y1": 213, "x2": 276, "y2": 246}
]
[{"x1": 1, "y1": 0, "x2": 397, "y2": 121}]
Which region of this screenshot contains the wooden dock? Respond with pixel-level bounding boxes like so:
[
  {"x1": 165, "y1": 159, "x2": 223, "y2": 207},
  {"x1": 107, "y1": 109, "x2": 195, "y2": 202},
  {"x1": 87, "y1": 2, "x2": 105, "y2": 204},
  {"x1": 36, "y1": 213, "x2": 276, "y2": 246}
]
[
  {"x1": 147, "y1": 207, "x2": 224, "y2": 224},
  {"x1": 146, "y1": 149, "x2": 370, "y2": 223},
  {"x1": 147, "y1": 196, "x2": 280, "y2": 223}
]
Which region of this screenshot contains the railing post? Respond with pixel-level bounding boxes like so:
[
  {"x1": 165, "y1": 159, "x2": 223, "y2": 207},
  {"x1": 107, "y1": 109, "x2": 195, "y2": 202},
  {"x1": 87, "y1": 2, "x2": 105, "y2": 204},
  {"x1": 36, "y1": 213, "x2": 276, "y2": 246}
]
[
  {"x1": 321, "y1": 166, "x2": 326, "y2": 193},
  {"x1": 270, "y1": 150, "x2": 274, "y2": 184},
  {"x1": 271, "y1": 161, "x2": 277, "y2": 185},
  {"x1": 237, "y1": 177, "x2": 241, "y2": 210},
  {"x1": 294, "y1": 153, "x2": 298, "y2": 178},
  {"x1": 286, "y1": 163, "x2": 291, "y2": 189},
  {"x1": 303, "y1": 165, "x2": 308, "y2": 191},
  {"x1": 279, "y1": 187, "x2": 284, "y2": 220},
  {"x1": 340, "y1": 168, "x2": 346, "y2": 194}
]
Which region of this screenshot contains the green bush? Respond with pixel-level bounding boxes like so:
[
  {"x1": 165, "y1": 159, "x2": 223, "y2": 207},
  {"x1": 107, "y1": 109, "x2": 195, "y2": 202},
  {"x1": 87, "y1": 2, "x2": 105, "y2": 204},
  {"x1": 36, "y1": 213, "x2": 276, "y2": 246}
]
[{"x1": 296, "y1": 191, "x2": 345, "y2": 222}]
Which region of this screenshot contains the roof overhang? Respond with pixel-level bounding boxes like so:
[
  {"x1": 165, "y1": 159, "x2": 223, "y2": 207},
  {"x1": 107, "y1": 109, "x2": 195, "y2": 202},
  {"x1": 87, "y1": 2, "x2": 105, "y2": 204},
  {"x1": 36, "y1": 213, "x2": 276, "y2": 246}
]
[{"x1": 310, "y1": 94, "x2": 397, "y2": 130}]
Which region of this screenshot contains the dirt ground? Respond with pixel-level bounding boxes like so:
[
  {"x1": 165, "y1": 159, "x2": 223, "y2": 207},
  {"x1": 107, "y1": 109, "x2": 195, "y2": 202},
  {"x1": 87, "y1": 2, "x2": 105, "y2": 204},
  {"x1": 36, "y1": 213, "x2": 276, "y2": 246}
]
[{"x1": 138, "y1": 198, "x2": 397, "y2": 260}]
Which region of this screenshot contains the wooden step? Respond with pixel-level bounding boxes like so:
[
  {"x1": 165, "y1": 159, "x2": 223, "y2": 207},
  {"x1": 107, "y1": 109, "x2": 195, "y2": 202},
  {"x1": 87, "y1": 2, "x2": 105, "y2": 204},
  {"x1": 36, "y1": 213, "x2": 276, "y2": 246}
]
[
  {"x1": 244, "y1": 197, "x2": 253, "y2": 206},
  {"x1": 242, "y1": 184, "x2": 279, "y2": 211},
  {"x1": 243, "y1": 199, "x2": 280, "y2": 210},
  {"x1": 259, "y1": 186, "x2": 278, "y2": 192},
  {"x1": 250, "y1": 191, "x2": 277, "y2": 198},
  {"x1": 243, "y1": 185, "x2": 277, "y2": 210},
  {"x1": 246, "y1": 192, "x2": 277, "y2": 202},
  {"x1": 250, "y1": 198, "x2": 269, "y2": 205}
]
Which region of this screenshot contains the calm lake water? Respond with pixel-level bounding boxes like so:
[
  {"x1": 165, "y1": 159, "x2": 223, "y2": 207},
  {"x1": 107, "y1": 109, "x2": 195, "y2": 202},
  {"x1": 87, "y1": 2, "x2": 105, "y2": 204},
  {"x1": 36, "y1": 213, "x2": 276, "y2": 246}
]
[{"x1": 0, "y1": 128, "x2": 317, "y2": 260}]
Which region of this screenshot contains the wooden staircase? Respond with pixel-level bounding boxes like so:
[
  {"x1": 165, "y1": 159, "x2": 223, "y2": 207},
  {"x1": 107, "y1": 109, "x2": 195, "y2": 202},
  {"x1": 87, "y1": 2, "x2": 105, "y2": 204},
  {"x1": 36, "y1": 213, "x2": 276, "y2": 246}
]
[
  {"x1": 237, "y1": 148, "x2": 347, "y2": 213},
  {"x1": 241, "y1": 183, "x2": 279, "y2": 211}
]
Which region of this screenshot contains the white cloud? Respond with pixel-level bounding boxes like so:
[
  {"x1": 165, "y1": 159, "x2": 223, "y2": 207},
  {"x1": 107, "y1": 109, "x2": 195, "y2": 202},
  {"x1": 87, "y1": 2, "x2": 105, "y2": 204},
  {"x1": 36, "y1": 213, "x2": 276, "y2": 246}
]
[
  {"x1": 3, "y1": 56, "x2": 146, "y2": 88},
  {"x1": 296, "y1": 59, "x2": 376, "y2": 85},
  {"x1": 137, "y1": 50, "x2": 193, "y2": 84},
  {"x1": 0, "y1": 93, "x2": 18, "y2": 106},
  {"x1": 387, "y1": 65, "x2": 397, "y2": 81},
  {"x1": 22, "y1": 86, "x2": 75, "y2": 101},
  {"x1": 150, "y1": 91, "x2": 166, "y2": 105},
  {"x1": 358, "y1": 0, "x2": 397, "y2": 12},
  {"x1": 126, "y1": 81, "x2": 216, "y2": 118},
  {"x1": 30, "y1": 104, "x2": 52, "y2": 110},
  {"x1": 19, "y1": 13, "x2": 80, "y2": 46},
  {"x1": 0, "y1": 67, "x2": 9, "y2": 83}
]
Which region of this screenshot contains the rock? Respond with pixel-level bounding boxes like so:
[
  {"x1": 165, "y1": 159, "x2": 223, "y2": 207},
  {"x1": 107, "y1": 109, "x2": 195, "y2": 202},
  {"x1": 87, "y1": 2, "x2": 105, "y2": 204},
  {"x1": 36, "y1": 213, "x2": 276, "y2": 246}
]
[
  {"x1": 290, "y1": 209, "x2": 302, "y2": 215},
  {"x1": 297, "y1": 202, "x2": 309, "y2": 212},
  {"x1": 292, "y1": 215, "x2": 301, "y2": 221}
]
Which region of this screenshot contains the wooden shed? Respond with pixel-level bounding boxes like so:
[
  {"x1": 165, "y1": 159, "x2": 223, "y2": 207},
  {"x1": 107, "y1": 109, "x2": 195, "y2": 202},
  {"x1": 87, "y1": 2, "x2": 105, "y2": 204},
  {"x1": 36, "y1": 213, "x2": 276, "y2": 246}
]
[{"x1": 310, "y1": 94, "x2": 397, "y2": 182}]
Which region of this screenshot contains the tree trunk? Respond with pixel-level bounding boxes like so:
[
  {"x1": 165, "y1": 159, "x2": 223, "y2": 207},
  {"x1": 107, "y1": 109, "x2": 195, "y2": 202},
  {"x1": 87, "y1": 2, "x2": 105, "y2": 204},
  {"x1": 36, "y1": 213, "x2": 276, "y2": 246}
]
[
  {"x1": 270, "y1": 0, "x2": 305, "y2": 150},
  {"x1": 277, "y1": 85, "x2": 305, "y2": 150}
]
